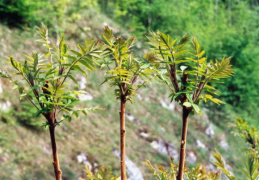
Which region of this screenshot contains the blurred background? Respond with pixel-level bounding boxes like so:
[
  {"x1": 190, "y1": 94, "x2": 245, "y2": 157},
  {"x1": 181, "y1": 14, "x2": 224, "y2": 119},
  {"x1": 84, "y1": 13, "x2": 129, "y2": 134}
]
[{"x1": 0, "y1": 0, "x2": 258, "y2": 179}]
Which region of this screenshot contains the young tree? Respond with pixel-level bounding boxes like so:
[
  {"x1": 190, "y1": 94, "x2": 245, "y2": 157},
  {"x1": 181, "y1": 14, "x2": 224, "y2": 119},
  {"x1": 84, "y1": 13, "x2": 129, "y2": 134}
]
[
  {"x1": 101, "y1": 26, "x2": 155, "y2": 180},
  {"x1": 145, "y1": 31, "x2": 233, "y2": 180},
  {"x1": 0, "y1": 24, "x2": 103, "y2": 180},
  {"x1": 213, "y1": 118, "x2": 259, "y2": 180}
]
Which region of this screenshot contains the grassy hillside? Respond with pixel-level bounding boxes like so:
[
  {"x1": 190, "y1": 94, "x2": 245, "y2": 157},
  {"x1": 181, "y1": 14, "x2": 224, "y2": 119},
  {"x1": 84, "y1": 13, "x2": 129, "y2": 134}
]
[{"x1": 0, "y1": 7, "x2": 246, "y2": 180}]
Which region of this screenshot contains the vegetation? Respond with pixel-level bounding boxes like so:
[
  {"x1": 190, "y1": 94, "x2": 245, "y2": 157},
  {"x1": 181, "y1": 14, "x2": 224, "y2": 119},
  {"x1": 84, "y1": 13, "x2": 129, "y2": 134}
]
[
  {"x1": 145, "y1": 31, "x2": 233, "y2": 179},
  {"x1": 146, "y1": 157, "x2": 221, "y2": 180},
  {"x1": 0, "y1": 24, "x2": 103, "y2": 179},
  {"x1": 0, "y1": 0, "x2": 258, "y2": 179},
  {"x1": 145, "y1": 118, "x2": 259, "y2": 180},
  {"x1": 99, "y1": 0, "x2": 259, "y2": 122},
  {"x1": 213, "y1": 118, "x2": 259, "y2": 180},
  {"x1": 101, "y1": 26, "x2": 155, "y2": 179},
  {"x1": 84, "y1": 166, "x2": 120, "y2": 180}
]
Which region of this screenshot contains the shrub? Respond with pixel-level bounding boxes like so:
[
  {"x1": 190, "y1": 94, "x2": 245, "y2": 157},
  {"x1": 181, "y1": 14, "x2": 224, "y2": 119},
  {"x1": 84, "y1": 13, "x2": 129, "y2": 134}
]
[
  {"x1": 0, "y1": 24, "x2": 103, "y2": 179},
  {"x1": 0, "y1": 0, "x2": 34, "y2": 27},
  {"x1": 213, "y1": 118, "x2": 259, "y2": 179}
]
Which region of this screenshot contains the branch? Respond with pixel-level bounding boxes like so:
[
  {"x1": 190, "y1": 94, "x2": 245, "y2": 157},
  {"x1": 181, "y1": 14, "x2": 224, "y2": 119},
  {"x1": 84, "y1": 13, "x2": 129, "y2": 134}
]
[
  {"x1": 59, "y1": 52, "x2": 91, "y2": 86},
  {"x1": 181, "y1": 72, "x2": 188, "y2": 103},
  {"x1": 102, "y1": 57, "x2": 111, "y2": 70},
  {"x1": 169, "y1": 64, "x2": 180, "y2": 92},
  {"x1": 158, "y1": 46, "x2": 179, "y2": 93},
  {"x1": 159, "y1": 44, "x2": 179, "y2": 92},
  {"x1": 193, "y1": 69, "x2": 208, "y2": 102}
]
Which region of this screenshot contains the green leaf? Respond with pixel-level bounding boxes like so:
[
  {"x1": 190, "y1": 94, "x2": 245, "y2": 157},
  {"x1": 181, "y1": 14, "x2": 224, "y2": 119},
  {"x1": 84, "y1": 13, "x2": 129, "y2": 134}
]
[
  {"x1": 207, "y1": 57, "x2": 233, "y2": 79},
  {"x1": 102, "y1": 26, "x2": 114, "y2": 46},
  {"x1": 199, "y1": 57, "x2": 206, "y2": 64},
  {"x1": 198, "y1": 50, "x2": 205, "y2": 58},
  {"x1": 205, "y1": 94, "x2": 225, "y2": 104},
  {"x1": 20, "y1": 93, "x2": 27, "y2": 100},
  {"x1": 68, "y1": 75, "x2": 79, "y2": 86},
  {"x1": 140, "y1": 64, "x2": 150, "y2": 69},
  {"x1": 72, "y1": 65, "x2": 87, "y2": 77},
  {"x1": 70, "y1": 50, "x2": 82, "y2": 56},
  {"x1": 183, "y1": 102, "x2": 192, "y2": 107},
  {"x1": 186, "y1": 94, "x2": 194, "y2": 104},
  {"x1": 64, "y1": 55, "x2": 77, "y2": 61},
  {"x1": 79, "y1": 59, "x2": 95, "y2": 71},
  {"x1": 78, "y1": 44, "x2": 86, "y2": 54},
  {"x1": 192, "y1": 104, "x2": 202, "y2": 115},
  {"x1": 213, "y1": 150, "x2": 236, "y2": 180}
]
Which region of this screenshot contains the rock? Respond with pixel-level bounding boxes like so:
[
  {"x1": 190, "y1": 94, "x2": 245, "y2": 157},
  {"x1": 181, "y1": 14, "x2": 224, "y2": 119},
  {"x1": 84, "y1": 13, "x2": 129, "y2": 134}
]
[
  {"x1": 137, "y1": 94, "x2": 143, "y2": 100},
  {"x1": 139, "y1": 129, "x2": 149, "y2": 138},
  {"x1": 160, "y1": 127, "x2": 166, "y2": 132},
  {"x1": 196, "y1": 139, "x2": 208, "y2": 150},
  {"x1": 126, "y1": 113, "x2": 134, "y2": 122},
  {"x1": 126, "y1": 157, "x2": 144, "y2": 180},
  {"x1": 113, "y1": 150, "x2": 144, "y2": 180},
  {"x1": 136, "y1": 42, "x2": 142, "y2": 49},
  {"x1": 77, "y1": 153, "x2": 87, "y2": 163},
  {"x1": 144, "y1": 96, "x2": 150, "y2": 102},
  {"x1": 140, "y1": 132, "x2": 149, "y2": 138},
  {"x1": 209, "y1": 154, "x2": 215, "y2": 162},
  {"x1": 93, "y1": 163, "x2": 98, "y2": 168},
  {"x1": 135, "y1": 119, "x2": 141, "y2": 125},
  {"x1": 77, "y1": 153, "x2": 92, "y2": 170},
  {"x1": 0, "y1": 101, "x2": 11, "y2": 111},
  {"x1": 150, "y1": 139, "x2": 178, "y2": 160},
  {"x1": 206, "y1": 164, "x2": 218, "y2": 172},
  {"x1": 205, "y1": 124, "x2": 215, "y2": 138},
  {"x1": 186, "y1": 151, "x2": 197, "y2": 164},
  {"x1": 219, "y1": 139, "x2": 230, "y2": 150},
  {"x1": 79, "y1": 77, "x2": 86, "y2": 89},
  {"x1": 0, "y1": 153, "x2": 9, "y2": 163},
  {"x1": 160, "y1": 99, "x2": 175, "y2": 111},
  {"x1": 42, "y1": 146, "x2": 51, "y2": 156},
  {"x1": 78, "y1": 93, "x2": 93, "y2": 101}
]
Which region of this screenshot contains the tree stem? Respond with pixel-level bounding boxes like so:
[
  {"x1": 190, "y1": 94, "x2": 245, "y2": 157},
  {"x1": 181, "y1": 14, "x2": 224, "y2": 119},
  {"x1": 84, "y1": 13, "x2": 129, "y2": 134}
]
[
  {"x1": 49, "y1": 125, "x2": 62, "y2": 180},
  {"x1": 177, "y1": 72, "x2": 189, "y2": 180},
  {"x1": 177, "y1": 106, "x2": 190, "y2": 180},
  {"x1": 120, "y1": 95, "x2": 127, "y2": 180}
]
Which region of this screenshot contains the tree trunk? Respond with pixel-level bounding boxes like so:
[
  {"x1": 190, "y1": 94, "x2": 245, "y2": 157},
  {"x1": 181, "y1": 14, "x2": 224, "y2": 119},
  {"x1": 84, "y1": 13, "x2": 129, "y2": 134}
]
[
  {"x1": 49, "y1": 125, "x2": 62, "y2": 180},
  {"x1": 120, "y1": 96, "x2": 127, "y2": 180},
  {"x1": 177, "y1": 72, "x2": 189, "y2": 180},
  {"x1": 177, "y1": 106, "x2": 190, "y2": 180}
]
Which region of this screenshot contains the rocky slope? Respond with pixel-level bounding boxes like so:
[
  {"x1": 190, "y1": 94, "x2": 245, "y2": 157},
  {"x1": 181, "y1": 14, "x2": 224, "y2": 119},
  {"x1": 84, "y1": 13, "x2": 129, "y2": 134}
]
[{"x1": 0, "y1": 10, "x2": 243, "y2": 179}]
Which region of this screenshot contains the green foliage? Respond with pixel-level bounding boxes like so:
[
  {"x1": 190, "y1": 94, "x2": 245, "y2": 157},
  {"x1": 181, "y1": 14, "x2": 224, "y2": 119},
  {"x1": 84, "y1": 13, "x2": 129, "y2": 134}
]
[
  {"x1": 0, "y1": 0, "x2": 97, "y2": 28},
  {"x1": 213, "y1": 118, "x2": 259, "y2": 180},
  {"x1": 99, "y1": 0, "x2": 259, "y2": 121},
  {"x1": 145, "y1": 158, "x2": 221, "y2": 180},
  {"x1": 101, "y1": 26, "x2": 156, "y2": 102},
  {"x1": 145, "y1": 31, "x2": 233, "y2": 115},
  {"x1": 0, "y1": 0, "x2": 33, "y2": 27},
  {"x1": 0, "y1": 23, "x2": 103, "y2": 125},
  {"x1": 83, "y1": 166, "x2": 120, "y2": 180},
  {"x1": 231, "y1": 117, "x2": 259, "y2": 148},
  {"x1": 213, "y1": 150, "x2": 235, "y2": 180}
]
